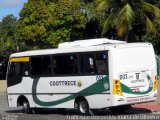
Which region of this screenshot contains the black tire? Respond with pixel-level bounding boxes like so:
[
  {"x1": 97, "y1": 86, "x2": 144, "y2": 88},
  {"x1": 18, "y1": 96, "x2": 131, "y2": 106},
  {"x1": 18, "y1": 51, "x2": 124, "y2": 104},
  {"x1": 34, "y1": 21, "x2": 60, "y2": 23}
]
[
  {"x1": 22, "y1": 101, "x2": 31, "y2": 114},
  {"x1": 109, "y1": 105, "x2": 132, "y2": 114},
  {"x1": 31, "y1": 108, "x2": 40, "y2": 114},
  {"x1": 57, "y1": 108, "x2": 66, "y2": 112},
  {"x1": 78, "y1": 99, "x2": 89, "y2": 115}
]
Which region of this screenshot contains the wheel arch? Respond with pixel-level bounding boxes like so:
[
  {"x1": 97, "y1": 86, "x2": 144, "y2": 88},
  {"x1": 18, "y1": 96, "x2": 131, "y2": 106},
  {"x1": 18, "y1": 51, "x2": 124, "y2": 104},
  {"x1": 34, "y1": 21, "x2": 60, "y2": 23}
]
[
  {"x1": 17, "y1": 95, "x2": 29, "y2": 106},
  {"x1": 74, "y1": 96, "x2": 88, "y2": 108}
]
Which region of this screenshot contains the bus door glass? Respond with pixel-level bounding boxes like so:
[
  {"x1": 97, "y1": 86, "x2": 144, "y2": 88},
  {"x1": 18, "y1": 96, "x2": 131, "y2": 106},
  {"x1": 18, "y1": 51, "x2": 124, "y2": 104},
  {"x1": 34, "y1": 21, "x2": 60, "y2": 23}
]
[{"x1": 7, "y1": 58, "x2": 29, "y2": 87}]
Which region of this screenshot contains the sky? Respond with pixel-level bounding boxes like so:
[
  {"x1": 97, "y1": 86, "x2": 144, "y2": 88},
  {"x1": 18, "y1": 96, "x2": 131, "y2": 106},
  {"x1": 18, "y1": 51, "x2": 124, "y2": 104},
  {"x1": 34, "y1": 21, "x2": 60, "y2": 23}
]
[{"x1": 0, "y1": 0, "x2": 27, "y2": 21}]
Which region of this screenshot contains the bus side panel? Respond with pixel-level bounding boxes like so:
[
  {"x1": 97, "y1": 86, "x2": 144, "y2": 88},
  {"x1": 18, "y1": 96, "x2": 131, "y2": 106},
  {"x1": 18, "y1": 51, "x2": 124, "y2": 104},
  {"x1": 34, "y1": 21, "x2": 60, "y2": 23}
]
[
  {"x1": 31, "y1": 94, "x2": 74, "y2": 108},
  {"x1": 7, "y1": 95, "x2": 19, "y2": 107},
  {"x1": 31, "y1": 76, "x2": 111, "y2": 108},
  {"x1": 86, "y1": 94, "x2": 111, "y2": 108},
  {"x1": 7, "y1": 75, "x2": 111, "y2": 109}
]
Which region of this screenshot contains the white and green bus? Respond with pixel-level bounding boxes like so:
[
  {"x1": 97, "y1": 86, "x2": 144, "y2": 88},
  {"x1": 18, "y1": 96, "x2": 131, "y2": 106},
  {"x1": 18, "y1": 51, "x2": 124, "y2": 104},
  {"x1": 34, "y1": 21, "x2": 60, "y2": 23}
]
[{"x1": 7, "y1": 38, "x2": 158, "y2": 114}]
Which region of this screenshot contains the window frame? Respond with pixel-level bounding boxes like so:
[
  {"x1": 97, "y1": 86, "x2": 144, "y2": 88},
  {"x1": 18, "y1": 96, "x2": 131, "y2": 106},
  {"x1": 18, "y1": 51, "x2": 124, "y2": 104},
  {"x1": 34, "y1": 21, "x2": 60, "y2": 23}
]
[
  {"x1": 30, "y1": 55, "x2": 52, "y2": 77},
  {"x1": 52, "y1": 53, "x2": 79, "y2": 75},
  {"x1": 79, "y1": 51, "x2": 109, "y2": 75},
  {"x1": 29, "y1": 50, "x2": 109, "y2": 77}
]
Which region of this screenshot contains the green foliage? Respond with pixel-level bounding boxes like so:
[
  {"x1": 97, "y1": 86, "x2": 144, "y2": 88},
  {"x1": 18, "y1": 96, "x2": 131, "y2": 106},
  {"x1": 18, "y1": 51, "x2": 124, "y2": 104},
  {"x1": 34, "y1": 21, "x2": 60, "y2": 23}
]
[
  {"x1": 1, "y1": 0, "x2": 160, "y2": 54},
  {"x1": 1, "y1": 0, "x2": 160, "y2": 78},
  {"x1": 16, "y1": 0, "x2": 56, "y2": 49},
  {"x1": 0, "y1": 14, "x2": 17, "y2": 59},
  {"x1": 16, "y1": 0, "x2": 88, "y2": 49},
  {"x1": 94, "y1": 0, "x2": 160, "y2": 41},
  {"x1": 141, "y1": 24, "x2": 160, "y2": 55}
]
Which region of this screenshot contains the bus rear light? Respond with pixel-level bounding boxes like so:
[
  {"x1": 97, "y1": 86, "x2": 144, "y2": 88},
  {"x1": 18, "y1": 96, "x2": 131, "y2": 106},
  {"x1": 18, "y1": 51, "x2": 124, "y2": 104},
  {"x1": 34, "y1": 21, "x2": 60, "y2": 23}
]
[
  {"x1": 113, "y1": 80, "x2": 122, "y2": 96},
  {"x1": 115, "y1": 80, "x2": 119, "y2": 84},
  {"x1": 153, "y1": 76, "x2": 158, "y2": 92},
  {"x1": 116, "y1": 85, "x2": 119, "y2": 89}
]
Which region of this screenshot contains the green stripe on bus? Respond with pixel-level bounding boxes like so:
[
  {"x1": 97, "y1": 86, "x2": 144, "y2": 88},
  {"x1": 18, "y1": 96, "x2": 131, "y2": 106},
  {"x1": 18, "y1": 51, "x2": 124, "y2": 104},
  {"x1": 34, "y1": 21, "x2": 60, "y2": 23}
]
[
  {"x1": 32, "y1": 76, "x2": 110, "y2": 106},
  {"x1": 121, "y1": 74, "x2": 153, "y2": 95},
  {"x1": 121, "y1": 83, "x2": 152, "y2": 94}
]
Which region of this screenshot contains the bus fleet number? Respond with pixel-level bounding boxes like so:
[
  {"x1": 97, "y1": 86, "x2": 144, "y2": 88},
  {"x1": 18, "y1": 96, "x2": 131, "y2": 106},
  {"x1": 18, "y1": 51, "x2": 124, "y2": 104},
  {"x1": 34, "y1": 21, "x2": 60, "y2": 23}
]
[{"x1": 120, "y1": 74, "x2": 128, "y2": 80}]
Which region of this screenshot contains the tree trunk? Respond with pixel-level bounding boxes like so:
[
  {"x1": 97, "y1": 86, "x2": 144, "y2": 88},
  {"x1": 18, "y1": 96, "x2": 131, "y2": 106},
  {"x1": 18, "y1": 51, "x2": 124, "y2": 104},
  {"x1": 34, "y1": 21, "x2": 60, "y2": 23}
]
[
  {"x1": 124, "y1": 30, "x2": 129, "y2": 42},
  {"x1": 125, "y1": 29, "x2": 136, "y2": 43}
]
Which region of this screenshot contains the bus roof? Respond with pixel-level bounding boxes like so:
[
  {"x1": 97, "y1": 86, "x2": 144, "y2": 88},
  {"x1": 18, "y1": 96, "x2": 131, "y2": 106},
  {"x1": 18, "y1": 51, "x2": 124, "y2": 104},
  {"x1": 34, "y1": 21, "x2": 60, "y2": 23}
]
[
  {"x1": 10, "y1": 39, "x2": 152, "y2": 58},
  {"x1": 58, "y1": 38, "x2": 126, "y2": 48}
]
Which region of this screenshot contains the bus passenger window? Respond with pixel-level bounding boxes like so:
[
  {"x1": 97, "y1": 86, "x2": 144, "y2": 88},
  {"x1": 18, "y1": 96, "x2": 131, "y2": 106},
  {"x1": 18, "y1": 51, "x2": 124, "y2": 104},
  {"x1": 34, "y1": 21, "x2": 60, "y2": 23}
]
[
  {"x1": 31, "y1": 57, "x2": 43, "y2": 75},
  {"x1": 68, "y1": 55, "x2": 78, "y2": 74},
  {"x1": 31, "y1": 56, "x2": 52, "y2": 76},
  {"x1": 95, "y1": 52, "x2": 108, "y2": 74},
  {"x1": 43, "y1": 56, "x2": 51, "y2": 75},
  {"x1": 80, "y1": 54, "x2": 96, "y2": 74},
  {"x1": 52, "y1": 54, "x2": 78, "y2": 75},
  {"x1": 80, "y1": 52, "x2": 108, "y2": 75}
]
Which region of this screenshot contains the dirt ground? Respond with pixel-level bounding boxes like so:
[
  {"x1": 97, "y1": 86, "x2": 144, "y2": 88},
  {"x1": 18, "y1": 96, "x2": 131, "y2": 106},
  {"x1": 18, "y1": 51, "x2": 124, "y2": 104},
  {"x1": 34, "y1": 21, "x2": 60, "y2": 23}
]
[{"x1": 0, "y1": 80, "x2": 6, "y2": 93}]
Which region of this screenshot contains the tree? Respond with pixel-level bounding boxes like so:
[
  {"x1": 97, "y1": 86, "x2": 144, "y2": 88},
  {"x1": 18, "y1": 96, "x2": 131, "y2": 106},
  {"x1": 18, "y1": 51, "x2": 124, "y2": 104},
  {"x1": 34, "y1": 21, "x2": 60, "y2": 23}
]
[
  {"x1": 16, "y1": 0, "x2": 88, "y2": 49},
  {"x1": 140, "y1": 0, "x2": 160, "y2": 55},
  {"x1": 95, "y1": 0, "x2": 160, "y2": 42},
  {"x1": 0, "y1": 14, "x2": 17, "y2": 58},
  {"x1": 0, "y1": 14, "x2": 17, "y2": 79},
  {"x1": 141, "y1": 24, "x2": 160, "y2": 55},
  {"x1": 16, "y1": 0, "x2": 56, "y2": 49}
]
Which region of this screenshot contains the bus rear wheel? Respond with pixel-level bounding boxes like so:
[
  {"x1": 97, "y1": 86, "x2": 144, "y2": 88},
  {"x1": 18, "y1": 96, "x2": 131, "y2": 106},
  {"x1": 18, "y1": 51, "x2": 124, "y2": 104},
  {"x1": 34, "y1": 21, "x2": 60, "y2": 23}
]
[
  {"x1": 31, "y1": 108, "x2": 41, "y2": 114},
  {"x1": 78, "y1": 99, "x2": 89, "y2": 115},
  {"x1": 22, "y1": 101, "x2": 31, "y2": 114}
]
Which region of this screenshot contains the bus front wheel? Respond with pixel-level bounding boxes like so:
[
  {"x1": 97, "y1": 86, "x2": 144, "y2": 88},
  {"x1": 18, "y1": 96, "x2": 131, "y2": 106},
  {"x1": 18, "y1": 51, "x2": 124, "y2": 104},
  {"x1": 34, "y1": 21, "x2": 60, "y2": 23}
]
[
  {"x1": 22, "y1": 101, "x2": 31, "y2": 114},
  {"x1": 78, "y1": 99, "x2": 89, "y2": 115}
]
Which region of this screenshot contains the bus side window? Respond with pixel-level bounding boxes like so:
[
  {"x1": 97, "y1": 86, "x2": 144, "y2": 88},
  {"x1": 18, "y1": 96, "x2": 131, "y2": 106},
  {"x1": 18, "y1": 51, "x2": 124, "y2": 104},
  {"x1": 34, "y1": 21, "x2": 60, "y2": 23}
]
[
  {"x1": 9, "y1": 62, "x2": 24, "y2": 76},
  {"x1": 52, "y1": 56, "x2": 67, "y2": 74},
  {"x1": 8, "y1": 63, "x2": 15, "y2": 76},
  {"x1": 80, "y1": 52, "x2": 108, "y2": 75},
  {"x1": 43, "y1": 56, "x2": 51, "y2": 75},
  {"x1": 52, "y1": 54, "x2": 78, "y2": 75},
  {"x1": 31, "y1": 57, "x2": 43, "y2": 75},
  {"x1": 68, "y1": 55, "x2": 78, "y2": 74},
  {"x1": 80, "y1": 53, "x2": 96, "y2": 74},
  {"x1": 95, "y1": 52, "x2": 108, "y2": 75},
  {"x1": 23, "y1": 63, "x2": 30, "y2": 76},
  {"x1": 30, "y1": 56, "x2": 52, "y2": 76}
]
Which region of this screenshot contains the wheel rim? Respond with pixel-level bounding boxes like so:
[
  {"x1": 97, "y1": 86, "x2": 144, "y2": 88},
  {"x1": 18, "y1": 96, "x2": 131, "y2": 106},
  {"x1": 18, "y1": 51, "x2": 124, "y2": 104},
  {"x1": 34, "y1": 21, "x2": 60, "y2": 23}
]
[
  {"x1": 23, "y1": 102, "x2": 28, "y2": 110},
  {"x1": 79, "y1": 101, "x2": 88, "y2": 114},
  {"x1": 31, "y1": 108, "x2": 38, "y2": 114},
  {"x1": 22, "y1": 101, "x2": 30, "y2": 113}
]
